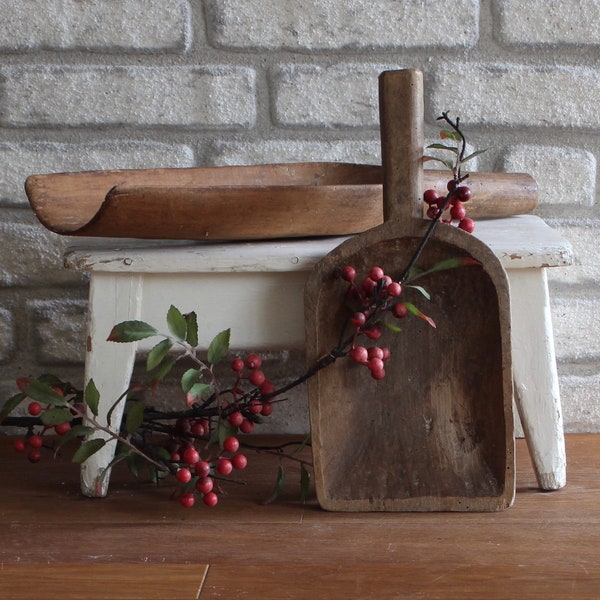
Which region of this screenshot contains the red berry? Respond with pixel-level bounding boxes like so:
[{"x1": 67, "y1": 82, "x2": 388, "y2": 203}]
[
  {"x1": 455, "y1": 186, "x2": 472, "y2": 202},
  {"x1": 29, "y1": 434, "x2": 43, "y2": 449},
  {"x1": 13, "y1": 439, "x2": 26, "y2": 453},
  {"x1": 183, "y1": 446, "x2": 200, "y2": 465},
  {"x1": 380, "y1": 347, "x2": 391, "y2": 361},
  {"x1": 368, "y1": 357, "x2": 385, "y2": 373},
  {"x1": 28, "y1": 449, "x2": 42, "y2": 463},
  {"x1": 447, "y1": 179, "x2": 456, "y2": 192},
  {"x1": 195, "y1": 476, "x2": 214, "y2": 494},
  {"x1": 245, "y1": 354, "x2": 262, "y2": 370},
  {"x1": 202, "y1": 492, "x2": 219, "y2": 507},
  {"x1": 259, "y1": 380, "x2": 276, "y2": 396},
  {"x1": 368, "y1": 266, "x2": 385, "y2": 282},
  {"x1": 248, "y1": 399, "x2": 263, "y2": 415},
  {"x1": 350, "y1": 346, "x2": 369, "y2": 364},
  {"x1": 392, "y1": 303, "x2": 408, "y2": 318},
  {"x1": 228, "y1": 411, "x2": 244, "y2": 427},
  {"x1": 216, "y1": 458, "x2": 233, "y2": 476},
  {"x1": 179, "y1": 493, "x2": 195, "y2": 508},
  {"x1": 54, "y1": 422, "x2": 71, "y2": 436},
  {"x1": 239, "y1": 419, "x2": 254, "y2": 434},
  {"x1": 170, "y1": 452, "x2": 181, "y2": 462},
  {"x1": 386, "y1": 282, "x2": 402, "y2": 297},
  {"x1": 190, "y1": 421, "x2": 205, "y2": 436},
  {"x1": 175, "y1": 418, "x2": 192, "y2": 434},
  {"x1": 368, "y1": 347, "x2": 384, "y2": 360},
  {"x1": 426, "y1": 205, "x2": 439, "y2": 220},
  {"x1": 194, "y1": 461, "x2": 211, "y2": 478},
  {"x1": 363, "y1": 326, "x2": 382, "y2": 340},
  {"x1": 223, "y1": 436, "x2": 240, "y2": 453},
  {"x1": 260, "y1": 401, "x2": 274, "y2": 416},
  {"x1": 361, "y1": 277, "x2": 377, "y2": 295},
  {"x1": 28, "y1": 402, "x2": 43, "y2": 417},
  {"x1": 231, "y1": 453, "x2": 248, "y2": 470},
  {"x1": 371, "y1": 368, "x2": 386, "y2": 380},
  {"x1": 458, "y1": 217, "x2": 475, "y2": 233},
  {"x1": 340, "y1": 266, "x2": 356, "y2": 282},
  {"x1": 231, "y1": 358, "x2": 244, "y2": 372},
  {"x1": 248, "y1": 369, "x2": 266, "y2": 387},
  {"x1": 176, "y1": 468, "x2": 192, "y2": 484},
  {"x1": 350, "y1": 312, "x2": 367, "y2": 328},
  {"x1": 423, "y1": 189, "x2": 440, "y2": 205},
  {"x1": 450, "y1": 201, "x2": 466, "y2": 221}
]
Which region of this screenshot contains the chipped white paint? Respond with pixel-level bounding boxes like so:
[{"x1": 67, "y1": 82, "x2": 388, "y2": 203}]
[{"x1": 67, "y1": 214, "x2": 572, "y2": 496}]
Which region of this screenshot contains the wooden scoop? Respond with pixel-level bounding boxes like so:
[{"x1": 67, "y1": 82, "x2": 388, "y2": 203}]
[{"x1": 304, "y1": 69, "x2": 515, "y2": 511}]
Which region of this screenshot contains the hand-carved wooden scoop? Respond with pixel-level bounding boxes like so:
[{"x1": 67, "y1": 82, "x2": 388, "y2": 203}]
[{"x1": 304, "y1": 69, "x2": 515, "y2": 511}]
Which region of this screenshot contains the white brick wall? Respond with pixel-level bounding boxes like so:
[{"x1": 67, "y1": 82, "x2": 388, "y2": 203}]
[{"x1": 0, "y1": 0, "x2": 598, "y2": 433}]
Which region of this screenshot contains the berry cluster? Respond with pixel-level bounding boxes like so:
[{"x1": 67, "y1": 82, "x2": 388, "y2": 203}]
[
  {"x1": 174, "y1": 434, "x2": 248, "y2": 509},
  {"x1": 12, "y1": 395, "x2": 72, "y2": 464},
  {"x1": 340, "y1": 265, "x2": 408, "y2": 380},
  {"x1": 172, "y1": 352, "x2": 277, "y2": 508},
  {"x1": 423, "y1": 181, "x2": 475, "y2": 233}
]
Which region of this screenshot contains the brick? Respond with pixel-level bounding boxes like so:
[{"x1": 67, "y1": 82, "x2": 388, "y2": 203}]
[
  {"x1": 205, "y1": 0, "x2": 478, "y2": 50},
  {"x1": 546, "y1": 222, "x2": 600, "y2": 286},
  {"x1": 432, "y1": 63, "x2": 600, "y2": 130},
  {"x1": 0, "y1": 222, "x2": 80, "y2": 287},
  {"x1": 0, "y1": 142, "x2": 195, "y2": 206},
  {"x1": 552, "y1": 290, "x2": 600, "y2": 362},
  {"x1": 30, "y1": 300, "x2": 88, "y2": 365},
  {"x1": 0, "y1": 309, "x2": 15, "y2": 363},
  {"x1": 559, "y1": 370, "x2": 600, "y2": 433},
  {"x1": 0, "y1": 0, "x2": 191, "y2": 52},
  {"x1": 496, "y1": 0, "x2": 600, "y2": 46},
  {"x1": 273, "y1": 64, "x2": 389, "y2": 128},
  {"x1": 503, "y1": 146, "x2": 596, "y2": 206},
  {"x1": 0, "y1": 67, "x2": 256, "y2": 127}
]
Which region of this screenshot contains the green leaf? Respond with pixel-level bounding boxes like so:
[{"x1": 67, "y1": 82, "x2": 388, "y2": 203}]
[
  {"x1": 107, "y1": 321, "x2": 158, "y2": 343},
  {"x1": 40, "y1": 407, "x2": 72, "y2": 426},
  {"x1": 439, "y1": 129, "x2": 462, "y2": 142},
  {"x1": 426, "y1": 142, "x2": 458, "y2": 153},
  {"x1": 218, "y1": 419, "x2": 237, "y2": 447},
  {"x1": 404, "y1": 302, "x2": 436, "y2": 329},
  {"x1": 0, "y1": 392, "x2": 26, "y2": 421},
  {"x1": 462, "y1": 148, "x2": 488, "y2": 163},
  {"x1": 188, "y1": 383, "x2": 213, "y2": 402},
  {"x1": 125, "y1": 401, "x2": 145, "y2": 435},
  {"x1": 207, "y1": 329, "x2": 231, "y2": 365},
  {"x1": 300, "y1": 464, "x2": 311, "y2": 504},
  {"x1": 99, "y1": 449, "x2": 133, "y2": 483},
  {"x1": 84, "y1": 379, "x2": 100, "y2": 417},
  {"x1": 23, "y1": 379, "x2": 68, "y2": 408},
  {"x1": 406, "y1": 284, "x2": 431, "y2": 300},
  {"x1": 146, "y1": 338, "x2": 173, "y2": 372},
  {"x1": 166, "y1": 305, "x2": 187, "y2": 341},
  {"x1": 383, "y1": 321, "x2": 402, "y2": 334},
  {"x1": 408, "y1": 257, "x2": 481, "y2": 282},
  {"x1": 185, "y1": 312, "x2": 199, "y2": 347},
  {"x1": 72, "y1": 438, "x2": 106, "y2": 464},
  {"x1": 262, "y1": 465, "x2": 286, "y2": 505},
  {"x1": 181, "y1": 368, "x2": 200, "y2": 393},
  {"x1": 423, "y1": 155, "x2": 455, "y2": 170},
  {"x1": 294, "y1": 433, "x2": 311, "y2": 455},
  {"x1": 151, "y1": 357, "x2": 178, "y2": 389}
]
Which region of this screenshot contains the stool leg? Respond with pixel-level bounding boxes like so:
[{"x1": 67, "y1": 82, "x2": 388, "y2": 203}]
[
  {"x1": 80, "y1": 272, "x2": 143, "y2": 497},
  {"x1": 508, "y1": 268, "x2": 566, "y2": 490}
]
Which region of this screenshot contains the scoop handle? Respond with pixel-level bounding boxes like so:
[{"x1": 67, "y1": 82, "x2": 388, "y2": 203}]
[{"x1": 378, "y1": 69, "x2": 424, "y2": 223}]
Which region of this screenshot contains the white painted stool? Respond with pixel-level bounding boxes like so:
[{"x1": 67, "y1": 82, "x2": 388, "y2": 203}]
[{"x1": 65, "y1": 214, "x2": 573, "y2": 497}]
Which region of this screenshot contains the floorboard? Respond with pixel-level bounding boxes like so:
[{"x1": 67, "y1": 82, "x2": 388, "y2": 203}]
[{"x1": 1, "y1": 434, "x2": 599, "y2": 598}]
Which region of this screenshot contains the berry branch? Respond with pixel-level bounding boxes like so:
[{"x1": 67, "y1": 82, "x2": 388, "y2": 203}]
[{"x1": 2, "y1": 113, "x2": 486, "y2": 509}]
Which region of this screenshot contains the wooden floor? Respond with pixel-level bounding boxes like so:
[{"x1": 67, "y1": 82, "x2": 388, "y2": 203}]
[{"x1": 1, "y1": 434, "x2": 599, "y2": 599}]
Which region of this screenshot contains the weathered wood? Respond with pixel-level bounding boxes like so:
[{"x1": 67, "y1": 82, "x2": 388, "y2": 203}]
[
  {"x1": 304, "y1": 69, "x2": 515, "y2": 511},
  {"x1": 25, "y1": 162, "x2": 537, "y2": 240}
]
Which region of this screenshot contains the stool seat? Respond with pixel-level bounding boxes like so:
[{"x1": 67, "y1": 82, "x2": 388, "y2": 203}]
[{"x1": 65, "y1": 215, "x2": 573, "y2": 497}]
